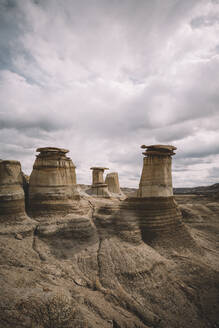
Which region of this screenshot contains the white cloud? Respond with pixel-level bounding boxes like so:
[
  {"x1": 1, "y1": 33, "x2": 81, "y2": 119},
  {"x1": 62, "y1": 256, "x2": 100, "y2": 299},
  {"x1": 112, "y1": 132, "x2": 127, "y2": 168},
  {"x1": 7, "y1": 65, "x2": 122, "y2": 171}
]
[{"x1": 0, "y1": 0, "x2": 219, "y2": 187}]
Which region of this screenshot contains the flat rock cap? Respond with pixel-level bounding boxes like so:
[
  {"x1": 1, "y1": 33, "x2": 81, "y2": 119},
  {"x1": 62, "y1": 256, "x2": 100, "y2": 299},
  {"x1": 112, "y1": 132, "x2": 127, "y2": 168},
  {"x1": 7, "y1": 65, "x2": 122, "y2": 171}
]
[
  {"x1": 36, "y1": 147, "x2": 69, "y2": 153},
  {"x1": 141, "y1": 144, "x2": 177, "y2": 151},
  {"x1": 141, "y1": 144, "x2": 176, "y2": 156}
]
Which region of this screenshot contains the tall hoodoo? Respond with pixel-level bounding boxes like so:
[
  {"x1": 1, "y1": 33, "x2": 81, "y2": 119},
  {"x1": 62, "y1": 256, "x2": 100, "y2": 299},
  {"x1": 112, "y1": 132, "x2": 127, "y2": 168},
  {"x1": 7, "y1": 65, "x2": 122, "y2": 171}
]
[
  {"x1": 105, "y1": 172, "x2": 122, "y2": 194},
  {"x1": 29, "y1": 147, "x2": 77, "y2": 216},
  {"x1": 126, "y1": 144, "x2": 193, "y2": 247},
  {"x1": 90, "y1": 167, "x2": 111, "y2": 197},
  {"x1": 137, "y1": 144, "x2": 176, "y2": 197},
  {"x1": 0, "y1": 160, "x2": 26, "y2": 220}
]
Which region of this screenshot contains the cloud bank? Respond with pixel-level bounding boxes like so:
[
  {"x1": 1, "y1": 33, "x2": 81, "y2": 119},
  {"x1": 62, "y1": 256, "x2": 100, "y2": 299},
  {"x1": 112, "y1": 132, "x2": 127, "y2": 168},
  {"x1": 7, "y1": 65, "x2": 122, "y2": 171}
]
[{"x1": 0, "y1": 0, "x2": 219, "y2": 187}]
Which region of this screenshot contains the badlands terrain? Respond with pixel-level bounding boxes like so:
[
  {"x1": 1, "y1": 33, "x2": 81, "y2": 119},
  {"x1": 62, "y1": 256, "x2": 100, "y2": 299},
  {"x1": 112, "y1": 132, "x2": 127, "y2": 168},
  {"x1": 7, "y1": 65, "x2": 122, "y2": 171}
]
[{"x1": 0, "y1": 146, "x2": 218, "y2": 328}]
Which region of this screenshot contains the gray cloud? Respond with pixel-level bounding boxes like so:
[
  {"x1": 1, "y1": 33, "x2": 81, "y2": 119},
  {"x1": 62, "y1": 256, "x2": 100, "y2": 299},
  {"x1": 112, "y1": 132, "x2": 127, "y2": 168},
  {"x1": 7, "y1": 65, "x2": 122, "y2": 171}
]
[
  {"x1": 190, "y1": 15, "x2": 219, "y2": 28},
  {"x1": 0, "y1": 0, "x2": 219, "y2": 187},
  {"x1": 208, "y1": 167, "x2": 219, "y2": 179}
]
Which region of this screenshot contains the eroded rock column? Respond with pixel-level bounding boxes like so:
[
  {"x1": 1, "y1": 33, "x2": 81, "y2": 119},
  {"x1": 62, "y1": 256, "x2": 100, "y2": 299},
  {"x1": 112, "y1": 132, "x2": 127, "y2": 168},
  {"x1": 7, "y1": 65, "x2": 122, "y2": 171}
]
[
  {"x1": 90, "y1": 167, "x2": 111, "y2": 197},
  {"x1": 128, "y1": 144, "x2": 192, "y2": 247},
  {"x1": 137, "y1": 145, "x2": 176, "y2": 197},
  {"x1": 0, "y1": 160, "x2": 26, "y2": 220},
  {"x1": 29, "y1": 147, "x2": 78, "y2": 216},
  {"x1": 105, "y1": 172, "x2": 123, "y2": 195}
]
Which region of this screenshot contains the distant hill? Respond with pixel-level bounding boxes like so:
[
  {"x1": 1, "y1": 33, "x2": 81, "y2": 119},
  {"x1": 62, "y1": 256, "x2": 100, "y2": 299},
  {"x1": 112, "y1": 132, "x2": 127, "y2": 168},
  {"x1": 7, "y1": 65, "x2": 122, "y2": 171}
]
[
  {"x1": 78, "y1": 183, "x2": 219, "y2": 197},
  {"x1": 173, "y1": 183, "x2": 219, "y2": 195},
  {"x1": 121, "y1": 183, "x2": 219, "y2": 196}
]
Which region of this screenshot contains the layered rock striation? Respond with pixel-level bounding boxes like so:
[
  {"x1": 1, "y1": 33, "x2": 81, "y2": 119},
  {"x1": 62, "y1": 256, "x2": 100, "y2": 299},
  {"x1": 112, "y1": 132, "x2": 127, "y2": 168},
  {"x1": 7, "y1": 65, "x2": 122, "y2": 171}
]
[
  {"x1": 90, "y1": 167, "x2": 111, "y2": 198},
  {"x1": 0, "y1": 192, "x2": 218, "y2": 328},
  {"x1": 122, "y1": 196, "x2": 189, "y2": 247},
  {"x1": 123, "y1": 145, "x2": 194, "y2": 247},
  {"x1": 0, "y1": 160, "x2": 26, "y2": 221},
  {"x1": 105, "y1": 172, "x2": 125, "y2": 198},
  {"x1": 137, "y1": 144, "x2": 176, "y2": 197},
  {"x1": 28, "y1": 147, "x2": 79, "y2": 216}
]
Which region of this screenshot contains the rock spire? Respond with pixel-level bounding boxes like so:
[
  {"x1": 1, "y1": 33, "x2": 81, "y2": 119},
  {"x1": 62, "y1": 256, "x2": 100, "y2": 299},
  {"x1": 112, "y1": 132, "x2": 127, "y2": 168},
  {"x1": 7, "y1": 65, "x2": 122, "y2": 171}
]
[
  {"x1": 126, "y1": 144, "x2": 193, "y2": 247},
  {"x1": 137, "y1": 144, "x2": 176, "y2": 197}
]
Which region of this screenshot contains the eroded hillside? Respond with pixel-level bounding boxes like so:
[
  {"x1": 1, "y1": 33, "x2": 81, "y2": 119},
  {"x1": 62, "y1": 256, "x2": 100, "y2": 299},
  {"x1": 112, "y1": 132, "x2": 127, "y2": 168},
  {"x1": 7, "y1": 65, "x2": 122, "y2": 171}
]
[
  {"x1": 0, "y1": 194, "x2": 219, "y2": 328},
  {"x1": 0, "y1": 146, "x2": 219, "y2": 328}
]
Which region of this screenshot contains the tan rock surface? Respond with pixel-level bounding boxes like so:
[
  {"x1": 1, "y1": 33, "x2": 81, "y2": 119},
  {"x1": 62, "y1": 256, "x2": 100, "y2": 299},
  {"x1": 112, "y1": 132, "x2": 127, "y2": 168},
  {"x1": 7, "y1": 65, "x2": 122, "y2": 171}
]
[
  {"x1": 0, "y1": 147, "x2": 218, "y2": 328},
  {"x1": 0, "y1": 160, "x2": 26, "y2": 220},
  {"x1": 90, "y1": 167, "x2": 111, "y2": 198},
  {"x1": 130, "y1": 144, "x2": 193, "y2": 247},
  {"x1": 138, "y1": 144, "x2": 176, "y2": 198},
  {"x1": 29, "y1": 147, "x2": 78, "y2": 216},
  {"x1": 0, "y1": 194, "x2": 219, "y2": 328},
  {"x1": 105, "y1": 172, "x2": 124, "y2": 195},
  {"x1": 0, "y1": 160, "x2": 36, "y2": 237}
]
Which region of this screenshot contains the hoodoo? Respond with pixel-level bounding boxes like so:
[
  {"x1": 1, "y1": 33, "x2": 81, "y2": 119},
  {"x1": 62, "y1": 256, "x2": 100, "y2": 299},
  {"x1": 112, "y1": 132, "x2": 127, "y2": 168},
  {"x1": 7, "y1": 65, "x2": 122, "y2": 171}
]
[
  {"x1": 28, "y1": 147, "x2": 78, "y2": 216},
  {"x1": 124, "y1": 144, "x2": 192, "y2": 247},
  {"x1": 137, "y1": 144, "x2": 176, "y2": 197},
  {"x1": 0, "y1": 160, "x2": 26, "y2": 220},
  {"x1": 90, "y1": 167, "x2": 111, "y2": 197},
  {"x1": 105, "y1": 172, "x2": 123, "y2": 195}
]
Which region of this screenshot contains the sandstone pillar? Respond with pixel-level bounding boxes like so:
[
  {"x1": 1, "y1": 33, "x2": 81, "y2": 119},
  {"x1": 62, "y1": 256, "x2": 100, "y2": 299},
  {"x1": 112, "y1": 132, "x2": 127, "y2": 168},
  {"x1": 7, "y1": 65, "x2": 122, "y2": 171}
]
[
  {"x1": 132, "y1": 144, "x2": 191, "y2": 246},
  {"x1": 105, "y1": 172, "x2": 122, "y2": 194},
  {"x1": 0, "y1": 160, "x2": 26, "y2": 220},
  {"x1": 137, "y1": 145, "x2": 176, "y2": 197},
  {"x1": 29, "y1": 147, "x2": 77, "y2": 216},
  {"x1": 90, "y1": 167, "x2": 111, "y2": 197}
]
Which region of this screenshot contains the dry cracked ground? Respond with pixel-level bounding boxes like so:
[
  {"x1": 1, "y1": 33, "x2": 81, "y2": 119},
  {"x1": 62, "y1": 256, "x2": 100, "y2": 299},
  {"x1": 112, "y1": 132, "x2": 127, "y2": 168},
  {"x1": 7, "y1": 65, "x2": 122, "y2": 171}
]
[{"x1": 0, "y1": 193, "x2": 219, "y2": 328}]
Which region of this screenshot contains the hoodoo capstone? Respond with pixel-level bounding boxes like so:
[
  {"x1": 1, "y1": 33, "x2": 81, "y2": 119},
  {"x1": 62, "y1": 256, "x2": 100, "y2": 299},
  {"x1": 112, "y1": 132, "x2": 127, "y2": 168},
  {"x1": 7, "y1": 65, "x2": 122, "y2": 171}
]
[
  {"x1": 28, "y1": 147, "x2": 78, "y2": 216},
  {"x1": 0, "y1": 160, "x2": 26, "y2": 220},
  {"x1": 90, "y1": 167, "x2": 111, "y2": 197}
]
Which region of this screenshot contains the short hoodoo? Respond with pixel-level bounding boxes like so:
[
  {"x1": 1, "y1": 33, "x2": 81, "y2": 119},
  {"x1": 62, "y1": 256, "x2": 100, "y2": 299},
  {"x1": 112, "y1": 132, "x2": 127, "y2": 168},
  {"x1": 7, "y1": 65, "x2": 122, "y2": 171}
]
[
  {"x1": 90, "y1": 167, "x2": 111, "y2": 197},
  {"x1": 28, "y1": 147, "x2": 77, "y2": 216},
  {"x1": 0, "y1": 160, "x2": 26, "y2": 220}
]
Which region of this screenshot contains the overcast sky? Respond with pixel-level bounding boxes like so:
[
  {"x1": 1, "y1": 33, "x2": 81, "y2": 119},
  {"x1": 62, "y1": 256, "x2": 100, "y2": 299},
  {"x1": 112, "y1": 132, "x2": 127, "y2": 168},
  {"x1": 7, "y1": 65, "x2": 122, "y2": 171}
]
[{"x1": 0, "y1": 0, "x2": 219, "y2": 187}]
